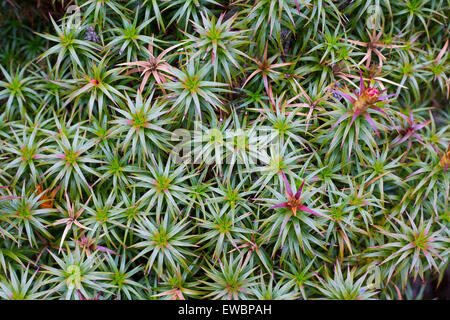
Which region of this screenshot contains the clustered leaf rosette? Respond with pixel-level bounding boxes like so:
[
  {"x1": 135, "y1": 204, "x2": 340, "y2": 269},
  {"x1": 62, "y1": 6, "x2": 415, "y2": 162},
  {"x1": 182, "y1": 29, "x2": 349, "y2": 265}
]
[
  {"x1": 331, "y1": 71, "x2": 395, "y2": 139},
  {"x1": 390, "y1": 107, "x2": 431, "y2": 153},
  {"x1": 439, "y1": 145, "x2": 450, "y2": 174}
]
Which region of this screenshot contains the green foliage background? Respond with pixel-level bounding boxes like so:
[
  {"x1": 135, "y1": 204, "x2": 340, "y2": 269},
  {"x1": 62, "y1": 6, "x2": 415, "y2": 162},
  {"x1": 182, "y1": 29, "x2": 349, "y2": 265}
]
[{"x1": 0, "y1": 0, "x2": 449, "y2": 300}]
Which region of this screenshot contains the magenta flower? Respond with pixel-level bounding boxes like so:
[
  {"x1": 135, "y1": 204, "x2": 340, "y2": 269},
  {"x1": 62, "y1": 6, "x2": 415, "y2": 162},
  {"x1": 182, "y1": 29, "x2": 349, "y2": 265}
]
[
  {"x1": 270, "y1": 171, "x2": 321, "y2": 217},
  {"x1": 331, "y1": 71, "x2": 395, "y2": 137}
]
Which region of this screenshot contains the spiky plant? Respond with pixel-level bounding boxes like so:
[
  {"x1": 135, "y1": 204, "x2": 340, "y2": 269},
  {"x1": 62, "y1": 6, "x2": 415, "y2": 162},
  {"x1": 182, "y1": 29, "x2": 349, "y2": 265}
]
[
  {"x1": 0, "y1": 0, "x2": 449, "y2": 301},
  {"x1": 131, "y1": 213, "x2": 196, "y2": 276}
]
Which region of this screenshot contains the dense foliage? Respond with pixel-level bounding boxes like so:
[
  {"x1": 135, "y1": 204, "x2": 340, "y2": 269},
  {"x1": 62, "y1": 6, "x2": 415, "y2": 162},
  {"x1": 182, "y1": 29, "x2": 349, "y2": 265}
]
[{"x1": 0, "y1": 0, "x2": 449, "y2": 300}]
